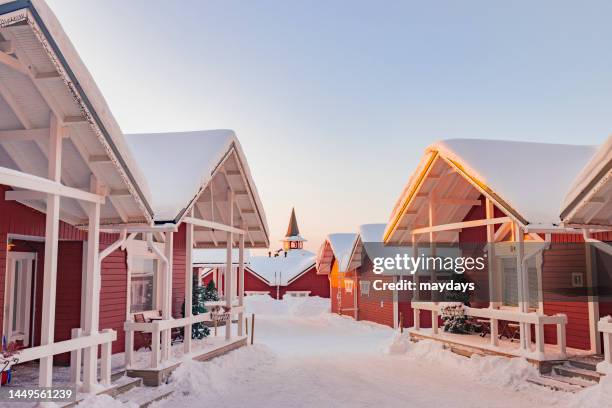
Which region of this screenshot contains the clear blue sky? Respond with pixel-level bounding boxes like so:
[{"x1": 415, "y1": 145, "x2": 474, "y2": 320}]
[{"x1": 47, "y1": 0, "x2": 612, "y2": 252}]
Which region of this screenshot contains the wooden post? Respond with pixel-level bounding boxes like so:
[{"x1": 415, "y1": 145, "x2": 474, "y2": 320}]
[
  {"x1": 39, "y1": 114, "x2": 62, "y2": 387},
  {"x1": 515, "y1": 223, "x2": 528, "y2": 351},
  {"x1": 162, "y1": 231, "x2": 173, "y2": 361},
  {"x1": 83, "y1": 176, "x2": 101, "y2": 392},
  {"x1": 69, "y1": 328, "x2": 82, "y2": 385},
  {"x1": 535, "y1": 319, "x2": 545, "y2": 355},
  {"x1": 151, "y1": 328, "x2": 160, "y2": 369},
  {"x1": 486, "y1": 198, "x2": 499, "y2": 346},
  {"x1": 245, "y1": 317, "x2": 249, "y2": 336},
  {"x1": 100, "y1": 329, "x2": 112, "y2": 387},
  {"x1": 125, "y1": 329, "x2": 134, "y2": 367},
  {"x1": 238, "y1": 232, "x2": 245, "y2": 337},
  {"x1": 399, "y1": 313, "x2": 404, "y2": 333},
  {"x1": 250, "y1": 313, "x2": 255, "y2": 345},
  {"x1": 225, "y1": 189, "x2": 234, "y2": 341},
  {"x1": 184, "y1": 214, "x2": 194, "y2": 354},
  {"x1": 557, "y1": 319, "x2": 567, "y2": 359}
]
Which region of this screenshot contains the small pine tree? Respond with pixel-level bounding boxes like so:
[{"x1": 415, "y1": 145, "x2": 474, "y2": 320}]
[
  {"x1": 203, "y1": 280, "x2": 219, "y2": 302},
  {"x1": 182, "y1": 279, "x2": 219, "y2": 339}
]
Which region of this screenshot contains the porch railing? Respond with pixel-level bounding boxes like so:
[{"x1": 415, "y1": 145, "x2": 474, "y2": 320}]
[
  {"x1": 0, "y1": 329, "x2": 116, "y2": 388},
  {"x1": 411, "y1": 302, "x2": 567, "y2": 358},
  {"x1": 124, "y1": 305, "x2": 244, "y2": 370},
  {"x1": 597, "y1": 316, "x2": 612, "y2": 374}
]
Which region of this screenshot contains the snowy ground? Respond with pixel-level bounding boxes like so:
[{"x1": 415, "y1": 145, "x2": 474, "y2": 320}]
[{"x1": 83, "y1": 296, "x2": 611, "y2": 408}]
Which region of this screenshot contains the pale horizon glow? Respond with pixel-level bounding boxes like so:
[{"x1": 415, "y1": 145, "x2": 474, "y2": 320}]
[{"x1": 47, "y1": 0, "x2": 612, "y2": 252}]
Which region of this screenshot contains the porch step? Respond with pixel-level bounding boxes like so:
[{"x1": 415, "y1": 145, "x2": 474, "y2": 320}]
[
  {"x1": 526, "y1": 375, "x2": 588, "y2": 393},
  {"x1": 553, "y1": 364, "x2": 603, "y2": 383},
  {"x1": 63, "y1": 376, "x2": 142, "y2": 407},
  {"x1": 104, "y1": 375, "x2": 144, "y2": 397},
  {"x1": 111, "y1": 368, "x2": 127, "y2": 383},
  {"x1": 567, "y1": 355, "x2": 604, "y2": 371},
  {"x1": 116, "y1": 387, "x2": 174, "y2": 408}
]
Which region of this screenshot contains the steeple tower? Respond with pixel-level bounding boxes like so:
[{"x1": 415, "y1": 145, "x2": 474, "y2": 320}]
[{"x1": 282, "y1": 208, "x2": 307, "y2": 251}]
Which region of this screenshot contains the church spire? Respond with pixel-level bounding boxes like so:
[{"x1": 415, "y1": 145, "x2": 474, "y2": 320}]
[
  {"x1": 286, "y1": 207, "x2": 300, "y2": 237},
  {"x1": 282, "y1": 207, "x2": 306, "y2": 251}
]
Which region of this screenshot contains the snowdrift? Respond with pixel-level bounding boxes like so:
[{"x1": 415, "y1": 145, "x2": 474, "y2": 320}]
[{"x1": 244, "y1": 295, "x2": 330, "y2": 317}]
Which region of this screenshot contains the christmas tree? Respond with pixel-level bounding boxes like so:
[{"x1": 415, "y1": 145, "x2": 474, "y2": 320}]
[{"x1": 182, "y1": 279, "x2": 219, "y2": 339}]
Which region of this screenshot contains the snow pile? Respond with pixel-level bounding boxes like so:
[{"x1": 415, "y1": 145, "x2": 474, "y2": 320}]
[
  {"x1": 570, "y1": 374, "x2": 612, "y2": 408},
  {"x1": 168, "y1": 345, "x2": 276, "y2": 398},
  {"x1": 244, "y1": 295, "x2": 329, "y2": 317},
  {"x1": 385, "y1": 337, "x2": 538, "y2": 389},
  {"x1": 77, "y1": 394, "x2": 136, "y2": 408}
]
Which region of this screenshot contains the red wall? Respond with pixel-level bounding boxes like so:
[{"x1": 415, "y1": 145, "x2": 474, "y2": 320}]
[
  {"x1": 281, "y1": 265, "x2": 330, "y2": 298},
  {"x1": 0, "y1": 185, "x2": 128, "y2": 361},
  {"x1": 356, "y1": 256, "x2": 394, "y2": 327},
  {"x1": 172, "y1": 224, "x2": 187, "y2": 318}
]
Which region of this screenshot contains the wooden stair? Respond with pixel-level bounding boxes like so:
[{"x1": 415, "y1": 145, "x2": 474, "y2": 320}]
[{"x1": 527, "y1": 355, "x2": 604, "y2": 393}]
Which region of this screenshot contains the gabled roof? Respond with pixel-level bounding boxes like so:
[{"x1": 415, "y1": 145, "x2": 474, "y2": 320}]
[
  {"x1": 316, "y1": 233, "x2": 358, "y2": 274},
  {"x1": 248, "y1": 249, "x2": 316, "y2": 286},
  {"x1": 385, "y1": 139, "x2": 596, "y2": 242},
  {"x1": 346, "y1": 223, "x2": 386, "y2": 271},
  {"x1": 125, "y1": 130, "x2": 269, "y2": 247},
  {"x1": 193, "y1": 248, "x2": 251, "y2": 266},
  {"x1": 561, "y1": 135, "x2": 612, "y2": 227},
  {"x1": 0, "y1": 0, "x2": 152, "y2": 225}
]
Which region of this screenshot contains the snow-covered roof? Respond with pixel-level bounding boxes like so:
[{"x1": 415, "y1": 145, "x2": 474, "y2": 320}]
[
  {"x1": 327, "y1": 233, "x2": 358, "y2": 272},
  {"x1": 386, "y1": 139, "x2": 597, "y2": 241},
  {"x1": 345, "y1": 224, "x2": 386, "y2": 271},
  {"x1": 124, "y1": 130, "x2": 269, "y2": 247},
  {"x1": 359, "y1": 224, "x2": 387, "y2": 242},
  {"x1": 193, "y1": 248, "x2": 252, "y2": 266},
  {"x1": 0, "y1": 0, "x2": 153, "y2": 225},
  {"x1": 248, "y1": 250, "x2": 316, "y2": 286},
  {"x1": 561, "y1": 135, "x2": 612, "y2": 226},
  {"x1": 125, "y1": 130, "x2": 236, "y2": 222}
]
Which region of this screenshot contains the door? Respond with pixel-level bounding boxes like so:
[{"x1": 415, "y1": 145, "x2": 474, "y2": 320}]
[{"x1": 4, "y1": 252, "x2": 35, "y2": 347}]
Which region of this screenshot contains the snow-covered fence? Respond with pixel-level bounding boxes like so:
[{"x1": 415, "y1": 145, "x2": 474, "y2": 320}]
[
  {"x1": 411, "y1": 302, "x2": 567, "y2": 358},
  {"x1": 124, "y1": 305, "x2": 245, "y2": 369},
  {"x1": 597, "y1": 316, "x2": 612, "y2": 374}
]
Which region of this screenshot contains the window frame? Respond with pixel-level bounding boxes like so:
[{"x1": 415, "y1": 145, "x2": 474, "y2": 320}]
[{"x1": 126, "y1": 239, "x2": 163, "y2": 319}]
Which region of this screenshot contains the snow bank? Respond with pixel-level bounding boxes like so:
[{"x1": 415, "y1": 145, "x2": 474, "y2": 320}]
[
  {"x1": 570, "y1": 374, "x2": 612, "y2": 408},
  {"x1": 385, "y1": 336, "x2": 538, "y2": 389},
  {"x1": 168, "y1": 344, "x2": 276, "y2": 398},
  {"x1": 77, "y1": 394, "x2": 136, "y2": 408},
  {"x1": 244, "y1": 295, "x2": 329, "y2": 317}
]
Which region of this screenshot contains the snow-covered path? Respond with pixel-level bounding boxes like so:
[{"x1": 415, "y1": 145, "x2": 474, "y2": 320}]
[
  {"x1": 85, "y1": 296, "x2": 610, "y2": 408},
  {"x1": 151, "y1": 297, "x2": 568, "y2": 408}
]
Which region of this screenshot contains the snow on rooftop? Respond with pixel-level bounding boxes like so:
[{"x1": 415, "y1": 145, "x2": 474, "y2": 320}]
[
  {"x1": 248, "y1": 250, "x2": 316, "y2": 286},
  {"x1": 358, "y1": 224, "x2": 387, "y2": 243},
  {"x1": 562, "y1": 135, "x2": 612, "y2": 218},
  {"x1": 326, "y1": 233, "x2": 358, "y2": 272},
  {"x1": 193, "y1": 248, "x2": 251, "y2": 266},
  {"x1": 430, "y1": 139, "x2": 597, "y2": 226},
  {"x1": 125, "y1": 130, "x2": 235, "y2": 221}
]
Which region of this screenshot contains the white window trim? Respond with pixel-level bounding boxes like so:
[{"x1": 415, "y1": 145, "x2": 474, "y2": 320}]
[
  {"x1": 245, "y1": 291, "x2": 270, "y2": 296},
  {"x1": 344, "y1": 279, "x2": 354, "y2": 294},
  {"x1": 285, "y1": 290, "x2": 311, "y2": 297},
  {"x1": 3, "y1": 251, "x2": 36, "y2": 347},
  {"x1": 126, "y1": 239, "x2": 164, "y2": 320},
  {"x1": 497, "y1": 254, "x2": 543, "y2": 313}
]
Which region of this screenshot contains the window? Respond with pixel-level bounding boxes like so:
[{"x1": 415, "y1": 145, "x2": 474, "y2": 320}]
[
  {"x1": 360, "y1": 280, "x2": 371, "y2": 296},
  {"x1": 501, "y1": 257, "x2": 539, "y2": 309},
  {"x1": 344, "y1": 279, "x2": 354, "y2": 294},
  {"x1": 286, "y1": 291, "x2": 310, "y2": 297},
  {"x1": 130, "y1": 257, "x2": 158, "y2": 313}
]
